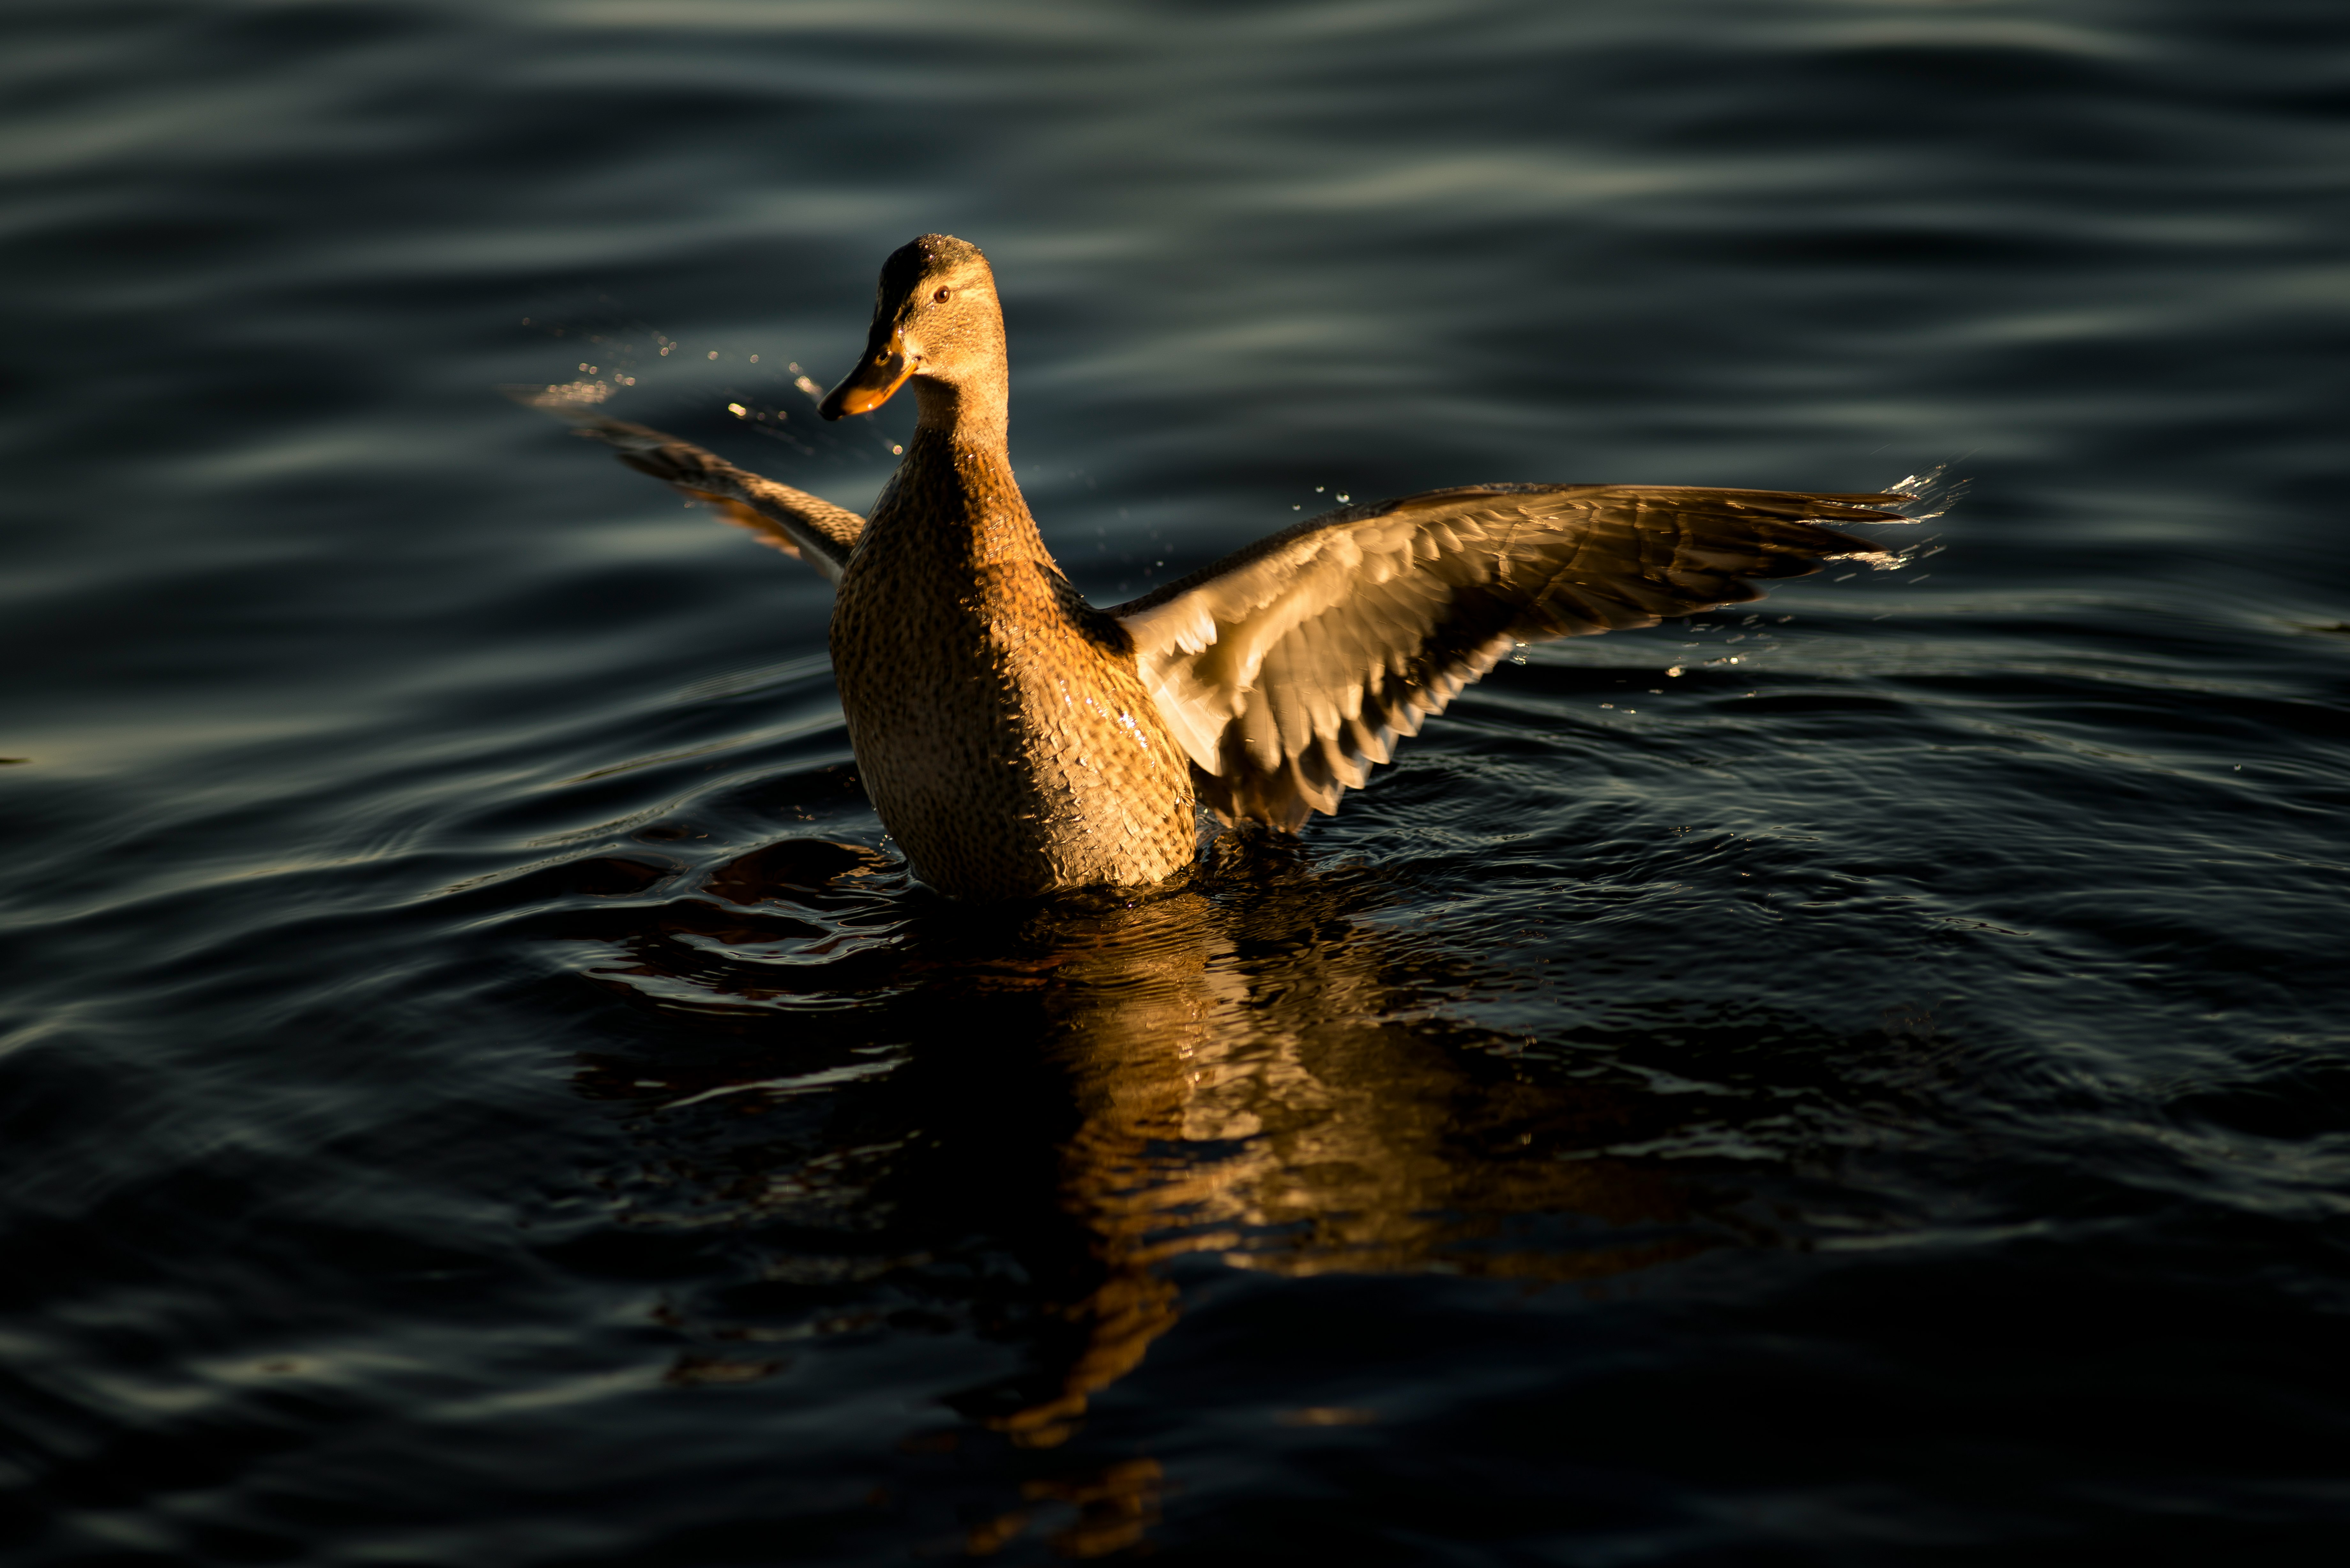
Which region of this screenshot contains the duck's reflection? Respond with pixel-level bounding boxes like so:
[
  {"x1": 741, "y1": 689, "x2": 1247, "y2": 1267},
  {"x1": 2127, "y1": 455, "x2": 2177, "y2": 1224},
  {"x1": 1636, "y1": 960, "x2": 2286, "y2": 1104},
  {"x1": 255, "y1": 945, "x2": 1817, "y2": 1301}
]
[
  {"x1": 967, "y1": 870, "x2": 1702, "y2": 1447},
  {"x1": 564, "y1": 833, "x2": 1716, "y2": 1542}
]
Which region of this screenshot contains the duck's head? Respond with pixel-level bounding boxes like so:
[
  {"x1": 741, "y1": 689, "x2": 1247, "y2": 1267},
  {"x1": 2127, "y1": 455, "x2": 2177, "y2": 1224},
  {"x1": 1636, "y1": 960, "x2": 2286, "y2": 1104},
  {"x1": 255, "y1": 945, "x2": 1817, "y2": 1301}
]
[{"x1": 820, "y1": 234, "x2": 1005, "y2": 424}]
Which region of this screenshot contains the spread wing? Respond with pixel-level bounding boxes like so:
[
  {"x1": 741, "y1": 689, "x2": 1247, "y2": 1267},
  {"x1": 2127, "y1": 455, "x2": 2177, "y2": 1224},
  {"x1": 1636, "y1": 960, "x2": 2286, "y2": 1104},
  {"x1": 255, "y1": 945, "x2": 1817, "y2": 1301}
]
[
  {"x1": 1112, "y1": 484, "x2": 1913, "y2": 829},
  {"x1": 506, "y1": 391, "x2": 861, "y2": 582}
]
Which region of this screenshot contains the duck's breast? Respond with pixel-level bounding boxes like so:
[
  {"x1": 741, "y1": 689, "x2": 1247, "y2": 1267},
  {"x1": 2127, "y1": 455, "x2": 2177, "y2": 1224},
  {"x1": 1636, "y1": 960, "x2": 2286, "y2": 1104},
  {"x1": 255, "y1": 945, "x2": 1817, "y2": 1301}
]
[{"x1": 831, "y1": 555, "x2": 1197, "y2": 898}]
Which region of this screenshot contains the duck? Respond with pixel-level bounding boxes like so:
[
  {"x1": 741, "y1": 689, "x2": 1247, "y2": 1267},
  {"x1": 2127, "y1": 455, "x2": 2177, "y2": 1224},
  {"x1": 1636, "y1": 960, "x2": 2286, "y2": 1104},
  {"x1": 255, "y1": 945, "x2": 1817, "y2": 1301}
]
[{"x1": 519, "y1": 233, "x2": 1917, "y2": 901}]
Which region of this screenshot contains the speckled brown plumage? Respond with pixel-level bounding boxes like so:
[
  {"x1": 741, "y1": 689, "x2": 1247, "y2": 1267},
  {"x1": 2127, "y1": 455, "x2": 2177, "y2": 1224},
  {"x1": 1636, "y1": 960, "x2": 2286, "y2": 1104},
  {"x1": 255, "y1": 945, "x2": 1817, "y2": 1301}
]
[
  {"x1": 524, "y1": 231, "x2": 1931, "y2": 901},
  {"x1": 830, "y1": 425, "x2": 1198, "y2": 901}
]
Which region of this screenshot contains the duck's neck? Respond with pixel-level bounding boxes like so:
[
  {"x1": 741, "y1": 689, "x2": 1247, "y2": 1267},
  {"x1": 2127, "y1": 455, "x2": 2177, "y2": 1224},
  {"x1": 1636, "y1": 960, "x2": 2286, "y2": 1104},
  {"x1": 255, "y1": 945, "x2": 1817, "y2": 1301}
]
[
  {"x1": 911, "y1": 372, "x2": 1007, "y2": 450},
  {"x1": 869, "y1": 380, "x2": 1049, "y2": 569}
]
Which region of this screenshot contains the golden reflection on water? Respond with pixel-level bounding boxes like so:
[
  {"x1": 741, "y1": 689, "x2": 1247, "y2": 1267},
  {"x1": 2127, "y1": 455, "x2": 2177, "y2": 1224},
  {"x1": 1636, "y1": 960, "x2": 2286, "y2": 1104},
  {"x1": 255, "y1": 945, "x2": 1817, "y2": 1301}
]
[
  {"x1": 998, "y1": 879, "x2": 1698, "y2": 1446},
  {"x1": 572, "y1": 835, "x2": 1715, "y2": 1543}
]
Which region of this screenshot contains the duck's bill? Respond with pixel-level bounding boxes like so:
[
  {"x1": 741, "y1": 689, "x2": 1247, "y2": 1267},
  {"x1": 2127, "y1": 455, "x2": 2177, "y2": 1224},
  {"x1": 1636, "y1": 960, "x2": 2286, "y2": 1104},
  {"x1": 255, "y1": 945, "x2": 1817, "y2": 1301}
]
[{"x1": 819, "y1": 324, "x2": 913, "y2": 419}]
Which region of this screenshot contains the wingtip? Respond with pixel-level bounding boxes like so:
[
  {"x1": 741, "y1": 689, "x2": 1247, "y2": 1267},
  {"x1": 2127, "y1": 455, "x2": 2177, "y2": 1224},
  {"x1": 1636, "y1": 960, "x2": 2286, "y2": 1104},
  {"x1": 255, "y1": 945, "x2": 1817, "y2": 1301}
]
[
  {"x1": 1878, "y1": 463, "x2": 1968, "y2": 522},
  {"x1": 497, "y1": 381, "x2": 618, "y2": 418},
  {"x1": 499, "y1": 387, "x2": 679, "y2": 458}
]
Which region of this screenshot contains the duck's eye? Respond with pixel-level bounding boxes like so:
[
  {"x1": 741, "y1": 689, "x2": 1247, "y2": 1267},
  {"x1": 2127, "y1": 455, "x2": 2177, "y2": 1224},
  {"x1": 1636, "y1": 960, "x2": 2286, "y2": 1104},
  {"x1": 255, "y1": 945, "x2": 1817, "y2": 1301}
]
[{"x1": 932, "y1": 287, "x2": 951, "y2": 303}]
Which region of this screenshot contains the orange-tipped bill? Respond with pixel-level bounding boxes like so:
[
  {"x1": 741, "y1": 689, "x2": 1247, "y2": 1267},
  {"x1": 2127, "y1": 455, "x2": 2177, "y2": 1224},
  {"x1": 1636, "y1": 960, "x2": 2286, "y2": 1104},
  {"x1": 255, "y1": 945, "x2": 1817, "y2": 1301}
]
[{"x1": 820, "y1": 323, "x2": 913, "y2": 419}]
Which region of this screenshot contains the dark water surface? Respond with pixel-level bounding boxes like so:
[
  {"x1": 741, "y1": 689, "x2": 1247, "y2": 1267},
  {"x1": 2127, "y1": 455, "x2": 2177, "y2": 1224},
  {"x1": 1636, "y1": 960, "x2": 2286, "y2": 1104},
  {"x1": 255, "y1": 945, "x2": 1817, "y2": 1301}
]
[{"x1": 5, "y1": 1, "x2": 2349, "y2": 1561}]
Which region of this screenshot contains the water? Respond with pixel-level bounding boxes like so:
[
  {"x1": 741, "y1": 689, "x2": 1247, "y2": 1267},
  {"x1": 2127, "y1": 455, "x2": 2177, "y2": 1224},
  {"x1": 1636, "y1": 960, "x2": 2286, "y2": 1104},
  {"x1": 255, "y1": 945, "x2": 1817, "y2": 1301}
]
[{"x1": 4, "y1": 1, "x2": 2348, "y2": 1561}]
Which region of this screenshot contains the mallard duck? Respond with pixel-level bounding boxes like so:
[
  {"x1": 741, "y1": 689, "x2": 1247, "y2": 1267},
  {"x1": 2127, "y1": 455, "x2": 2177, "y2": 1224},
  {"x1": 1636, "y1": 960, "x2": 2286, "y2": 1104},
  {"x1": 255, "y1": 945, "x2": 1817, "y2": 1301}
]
[{"x1": 521, "y1": 234, "x2": 1916, "y2": 901}]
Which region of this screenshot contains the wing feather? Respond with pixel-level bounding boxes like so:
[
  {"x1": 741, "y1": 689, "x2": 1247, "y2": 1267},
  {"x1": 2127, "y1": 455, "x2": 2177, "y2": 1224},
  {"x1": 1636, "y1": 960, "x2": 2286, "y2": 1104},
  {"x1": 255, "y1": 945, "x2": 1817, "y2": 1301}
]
[
  {"x1": 504, "y1": 391, "x2": 861, "y2": 582},
  {"x1": 1117, "y1": 483, "x2": 1917, "y2": 829}
]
